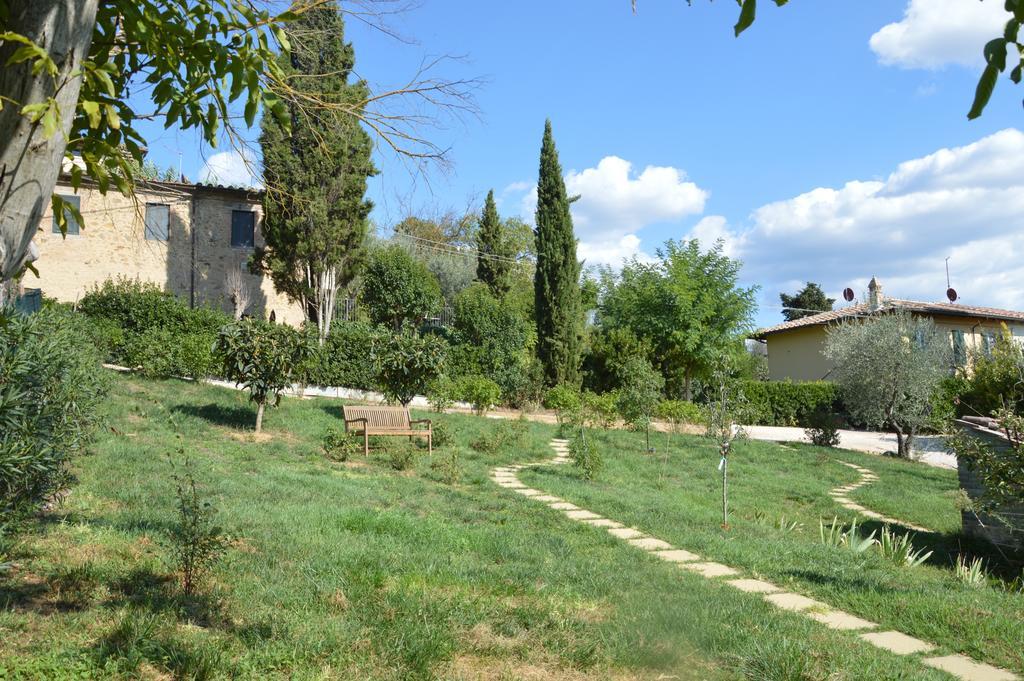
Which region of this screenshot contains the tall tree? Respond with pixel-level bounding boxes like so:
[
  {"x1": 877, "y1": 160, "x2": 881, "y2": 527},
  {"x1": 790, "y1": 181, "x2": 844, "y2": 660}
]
[
  {"x1": 255, "y1": 1, "x2": 376, "y2": 343},
  {"x1": 534, "y1": 120, "x2": 583, "y2": 387},
  {"x1": 599, "y1": 239, "x2": 758, "y2": 400},
  {"x1": 476, "y1": 190, "x2": 514, "y2": 297},
  {"x1": 779, "y1": 282, "x2": 834, "y2": 321}
]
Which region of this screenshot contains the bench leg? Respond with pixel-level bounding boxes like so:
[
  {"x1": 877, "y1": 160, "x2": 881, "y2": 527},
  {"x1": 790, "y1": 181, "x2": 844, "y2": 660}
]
[
  {"x1": 363, "y1": 430, "x2": 369, "y2": 456},
  {"x1": 428, "y1": 432, "x2": 432, "y2": 455}
]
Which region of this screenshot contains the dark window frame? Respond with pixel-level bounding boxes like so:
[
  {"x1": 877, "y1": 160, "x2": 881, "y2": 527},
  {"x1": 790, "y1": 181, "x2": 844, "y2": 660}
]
[
  {"x1": 144, "y1": 203, "x2": 170, "y2": 241},
  {"x1": 230, "y1": 210, "x2": 255, "y2": 248}
]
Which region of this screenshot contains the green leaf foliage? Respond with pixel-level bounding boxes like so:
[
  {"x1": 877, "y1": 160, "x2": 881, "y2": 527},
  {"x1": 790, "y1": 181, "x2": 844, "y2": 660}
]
[
  {"x1": 361, "y1": 245, "x2": 442, "y2": 332},
  {"x1": 598, "y1": 238, "x2": 758, "y2": 400},
  {"x1": 371, "y1": 330, "x2": 447, "y2": 407},
  {"x1": 0, "y1": 306, "x2": 108, "y2": 523},
  {"x1": 215, "y1": 318, "x2": 310, "y2": 430},
  {"x1": 534, "y1": 120, "x2": 583, "y2": 387},
  {"x1": 824, "y1": 308, "x2": 951, "y2": 457},
  {"x1": 475, "y1": 190, "x2": 517, "y2": 298},
  {"x1": 254, "y1": 2, "x2": 377, "y2": 331}
]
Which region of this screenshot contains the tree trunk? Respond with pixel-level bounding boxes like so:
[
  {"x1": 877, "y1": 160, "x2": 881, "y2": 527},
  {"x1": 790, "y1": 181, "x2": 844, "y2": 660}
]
[
  {"x1": 683, "y1": 368, "x2": 693, "y2": 402},
  {"x1": 0, "y1": 0, "x2": 99, "y2": 282},
  {"x1": 255, "y1": 402, "x2": 265, "y2": 433},
  {"x1": 893, "y1": 424, "x2": 913, "y2": 459}
]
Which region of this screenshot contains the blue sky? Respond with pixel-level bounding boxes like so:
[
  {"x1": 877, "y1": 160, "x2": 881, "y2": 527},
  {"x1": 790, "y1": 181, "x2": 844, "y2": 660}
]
[{"x1": 143, "y1": 0, "x2": 1024, "y2": 327}]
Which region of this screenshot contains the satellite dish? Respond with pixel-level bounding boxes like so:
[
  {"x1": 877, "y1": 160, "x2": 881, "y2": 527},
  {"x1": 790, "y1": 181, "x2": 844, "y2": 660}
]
[
  {"x1": 946, "y1": 288, "x2": 958, "y2": 303},
  {"x1": 843, "y1": 287, "x2": 855, "y2": 302}
]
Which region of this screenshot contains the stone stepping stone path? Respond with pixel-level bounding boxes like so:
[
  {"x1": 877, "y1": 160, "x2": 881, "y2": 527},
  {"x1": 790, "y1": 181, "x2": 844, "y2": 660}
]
[
  {"x1": 488, "y1": 439, "x2": 1018, "y2": 681},
  {"x1": 830, "y1": 461, "x2": 932, "y2": 533}
]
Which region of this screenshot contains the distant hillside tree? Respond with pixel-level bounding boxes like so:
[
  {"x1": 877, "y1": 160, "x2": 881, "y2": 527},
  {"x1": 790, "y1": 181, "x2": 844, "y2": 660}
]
[
  {"x1": 476, "y1": 190, "x2": 515, "y2": 297},
  {"x1": 780, "y1": 282, "x2": 834, "y2": 321},
  {"x1": 255, "y1": 1, "x2": 377, "y2": 343},
  {"x1": 534, "y1": 120, "x2": 583, "y2": 387}
]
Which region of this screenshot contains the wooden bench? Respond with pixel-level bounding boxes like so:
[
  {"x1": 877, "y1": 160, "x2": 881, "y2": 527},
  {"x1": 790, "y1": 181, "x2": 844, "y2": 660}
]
[{"x1": 342, "y1": 405, "x2": 432, "y2": 455}]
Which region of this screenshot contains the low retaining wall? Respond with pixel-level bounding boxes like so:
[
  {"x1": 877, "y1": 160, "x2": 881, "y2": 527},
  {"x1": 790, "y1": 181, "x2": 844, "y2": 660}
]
[{"x1": 956, "y1": 420, "x2": 1024, "y2": 552}]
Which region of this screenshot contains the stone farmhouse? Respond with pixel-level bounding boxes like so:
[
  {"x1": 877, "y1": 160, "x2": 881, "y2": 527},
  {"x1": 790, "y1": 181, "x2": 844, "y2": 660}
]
[
  {"x1": 31, "y1": 175, "x2": 305, "y2": 325},
  {"x1": 753, "y1": 278, "x2": 1024, "y2": 382}
]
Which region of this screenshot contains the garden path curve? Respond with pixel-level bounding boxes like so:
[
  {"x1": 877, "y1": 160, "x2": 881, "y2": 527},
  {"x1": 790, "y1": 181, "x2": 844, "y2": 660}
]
[{"x1": 490, "y1": 439, "x2": 1016, "y2": 681}]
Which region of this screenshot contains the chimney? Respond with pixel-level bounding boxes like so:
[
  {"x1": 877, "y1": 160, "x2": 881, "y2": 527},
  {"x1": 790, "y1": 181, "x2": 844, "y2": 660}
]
[{"x1": 868, "y1": 277, "x2": 884, "y2": 310}]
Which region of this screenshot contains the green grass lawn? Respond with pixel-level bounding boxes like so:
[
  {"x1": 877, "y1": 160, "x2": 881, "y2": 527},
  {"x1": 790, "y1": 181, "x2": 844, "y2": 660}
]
[{"x1": 0, "y1": 374, "x2": 1020, "y2": 679}]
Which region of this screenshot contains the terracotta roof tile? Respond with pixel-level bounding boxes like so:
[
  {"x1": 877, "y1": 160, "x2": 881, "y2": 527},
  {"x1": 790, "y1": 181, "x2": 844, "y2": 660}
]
[{"x1": 754, "y1": 299, "x2": 1024, "y2": 338}]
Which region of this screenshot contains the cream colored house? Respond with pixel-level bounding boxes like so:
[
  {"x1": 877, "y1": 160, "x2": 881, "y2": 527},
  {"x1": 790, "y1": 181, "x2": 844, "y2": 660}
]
[
  {"x1": 30, "y1": 176, "x2": 304, "y2": 325},
  {"x1": 753, "y1": 279, "x2": 1024, "y2": 382}
]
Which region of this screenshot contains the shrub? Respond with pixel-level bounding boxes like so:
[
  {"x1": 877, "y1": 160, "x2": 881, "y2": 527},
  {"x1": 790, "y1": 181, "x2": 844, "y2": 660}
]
[
  {"x1": 0, "y1": 306, "x2": 108, "y2": 523},
  {"x1": 470, "y1": 418, "x2": 528, "y2": 454},
  {"x1": 322, "y1": 427, "x2": 361, "y2": 461},
  {"x1": 738, "y1": 380, "x2": 840, "y2": 427},
  {"x1": 583, "y1": 391, "x2": 618, "y2": 429},
  {"x1": 372, "y1": 331, "x2": 447, "y2": 406},
  {"x1": 878, "y1": 526, "x2": 932, "y2": 568},
  {"x1": 433, "y1": 449, "x2": 461, "y2": 485},
  {"x1": 427, "y1": 376, "x2": 457, "y2": 413},
  {"x1": 805, "y1": 407, "x2": 841, "y2": 447},
  {"x1": 431, "y1": 419, "x2": 454, "y2": 448},
  {"x1": 78, "y1": 277, "x2": 231, "y2": 374},
  {"x1": 387, "y1": 445, "x2": 415, "y2": 471},
  {"x1": 955, "y1": 555, "x2": 989, "y2": 588},
  {"x1": 361, "y1": 245, "x2": 442, "y2": 331},
  {"x1": 167, "y1": 454, "x2": 228, "y2": 597},
  {"x1": 958, "y1": 326, "x2": 1024, "y2": 417},
  {"x1": 454, "y1": 375, "x2": 501, "y2": 416},
  {"x1": 215, "y1": 319, "x2": 310, "y2": 432},
  {"x1": 543, "y1": 384, "x2": 581, "y2": 424},
  {"x1": 300, "y1": 321, "x2": 382, "y2": 390},
  {"x1": 656, "y1": 399, "x2": 706, "y2": 426},
  {"x1": 570, "y1": 432, "x2": 602, "y2": 481},
  {"x1": 129, "y1": 328, "x2": 218, "y2": 380}
]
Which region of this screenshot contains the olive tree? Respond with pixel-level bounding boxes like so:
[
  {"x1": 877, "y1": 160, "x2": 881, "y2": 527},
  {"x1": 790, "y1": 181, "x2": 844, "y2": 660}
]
[
  {"x1": 825, "y1": 309, "x2": 950, "y2": 458},
  {"x1": 615, "y1": 355, "x2": 664, "y2": 453}
]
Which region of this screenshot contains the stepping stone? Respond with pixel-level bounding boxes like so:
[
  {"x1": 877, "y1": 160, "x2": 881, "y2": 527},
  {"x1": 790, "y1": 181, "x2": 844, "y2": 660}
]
[
  {"x1": 922, "y1": 655, "x2": 1019, "y2": 681},
  {"x1": 832, "y1": 496, "x2": 851, "y2": 504},
  {"x1": 652, "y1": 549, "x2": 700, "y2": 563},
  {"x1": 808, "y1": 610, "x2": 877, "y2": 631},
  {"x1": 514, "y1": 488, "x2": 542, "y2": 496},
  {"x1": 859, "y1": 510, "x2": 884, "y2": 520},
  {"x1": 565, "y1": 509, "x2": 601, "y2": 520},
  {"x1": 627, "y1": 537, "x2": 674, "y2": 551},
  {"x1": 840, "y1": 502, "x2": 866, "y2": 511},
  {"x1": 680, "y1": 562, "x2": 738, "y2": 577},
  {"x1": 580, "y1": 517, "x2": 622, "y2": 528},
  {"x1": 764, "y1": 593, "x2": 827, "y2": 612},
  {"x1": 499, "y1": 481, "x2": 526, "y2": 489},
  {"x1": 549, "y1": 502, "x2": 579, "y2": 510},
  {"x1": 608, "y1": 527, "x2": 644, "y2": 540},
  {"x1": 726, "y1": 579, "x2": 781, "y2": 594},
  {"x1": 533, "y1": 495, "x2": 561, "y2": 502},
  {"x1": 859, "y1": 631, "x2": 935, "y2": 655}
]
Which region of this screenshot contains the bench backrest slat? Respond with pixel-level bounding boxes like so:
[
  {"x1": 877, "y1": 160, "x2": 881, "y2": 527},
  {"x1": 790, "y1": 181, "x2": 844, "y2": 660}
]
[{"x1": 343, "y1": 405, "x2": 411, "y2": 430}]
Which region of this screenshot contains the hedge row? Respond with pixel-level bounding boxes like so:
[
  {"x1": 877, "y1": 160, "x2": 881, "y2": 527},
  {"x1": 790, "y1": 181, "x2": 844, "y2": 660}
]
[{"x1": 738, "y1": 380, "x2": 842, "y2": 427}]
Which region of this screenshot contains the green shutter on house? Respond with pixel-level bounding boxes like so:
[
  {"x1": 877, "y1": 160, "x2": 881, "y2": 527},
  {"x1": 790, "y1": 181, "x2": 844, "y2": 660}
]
[{"x1": 951, "y1": 330, "x2": 967, "y2": 367}]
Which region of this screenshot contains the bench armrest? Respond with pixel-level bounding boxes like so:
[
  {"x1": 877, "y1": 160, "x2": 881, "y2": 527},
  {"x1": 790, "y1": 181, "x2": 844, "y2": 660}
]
[
  {"x1": 345, "y1": 417, "x2": 369, "y2": 426},
  {"x1": 409, "y1": 419, "x2": 432, "y2": 427}
]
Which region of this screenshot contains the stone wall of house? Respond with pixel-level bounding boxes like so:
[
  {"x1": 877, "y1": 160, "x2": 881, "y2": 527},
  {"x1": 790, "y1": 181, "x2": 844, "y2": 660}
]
[
  {"x1": 957, "y1": 425, "x2": 1024, "y2": 552},
  {"x1": 31, "y1": 179, "x2": 304, "y2": 325},
  {"x1": 35, "y1": 181, "x2": 194, "y2": 304}
]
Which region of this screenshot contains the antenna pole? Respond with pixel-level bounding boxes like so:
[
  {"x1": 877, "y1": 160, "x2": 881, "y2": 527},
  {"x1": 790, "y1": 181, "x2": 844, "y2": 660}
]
[{"x1": 945, "y1": 257, "x2": 951, "y2": 289}]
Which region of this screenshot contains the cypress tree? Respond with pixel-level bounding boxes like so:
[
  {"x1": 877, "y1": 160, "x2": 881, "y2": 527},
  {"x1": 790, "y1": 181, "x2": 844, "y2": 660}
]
[
  {"x1": 255, "y1": 0, "x2": 377, "y2": 342},
  {"x1": 534, "y1": 120, "x2": 582, "y2": 386},
  {"x1": 476, "y1": 189, "x2": 513, "y2": 297}
]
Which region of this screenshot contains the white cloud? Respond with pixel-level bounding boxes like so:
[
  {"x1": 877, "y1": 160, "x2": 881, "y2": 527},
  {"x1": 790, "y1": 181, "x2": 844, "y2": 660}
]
[
  {"x1": 199, "y1": 150, "x2": 260, "y2": 188},
  {"x1": 717, "y1": 128, "x2": 1024, "y2": 314},
  {"x1": 511, "y1": 155, "x2": 709, "y2": 266},
  {"x1": 869, "y1": 0, "x2": 1010, "y2": 69}
]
